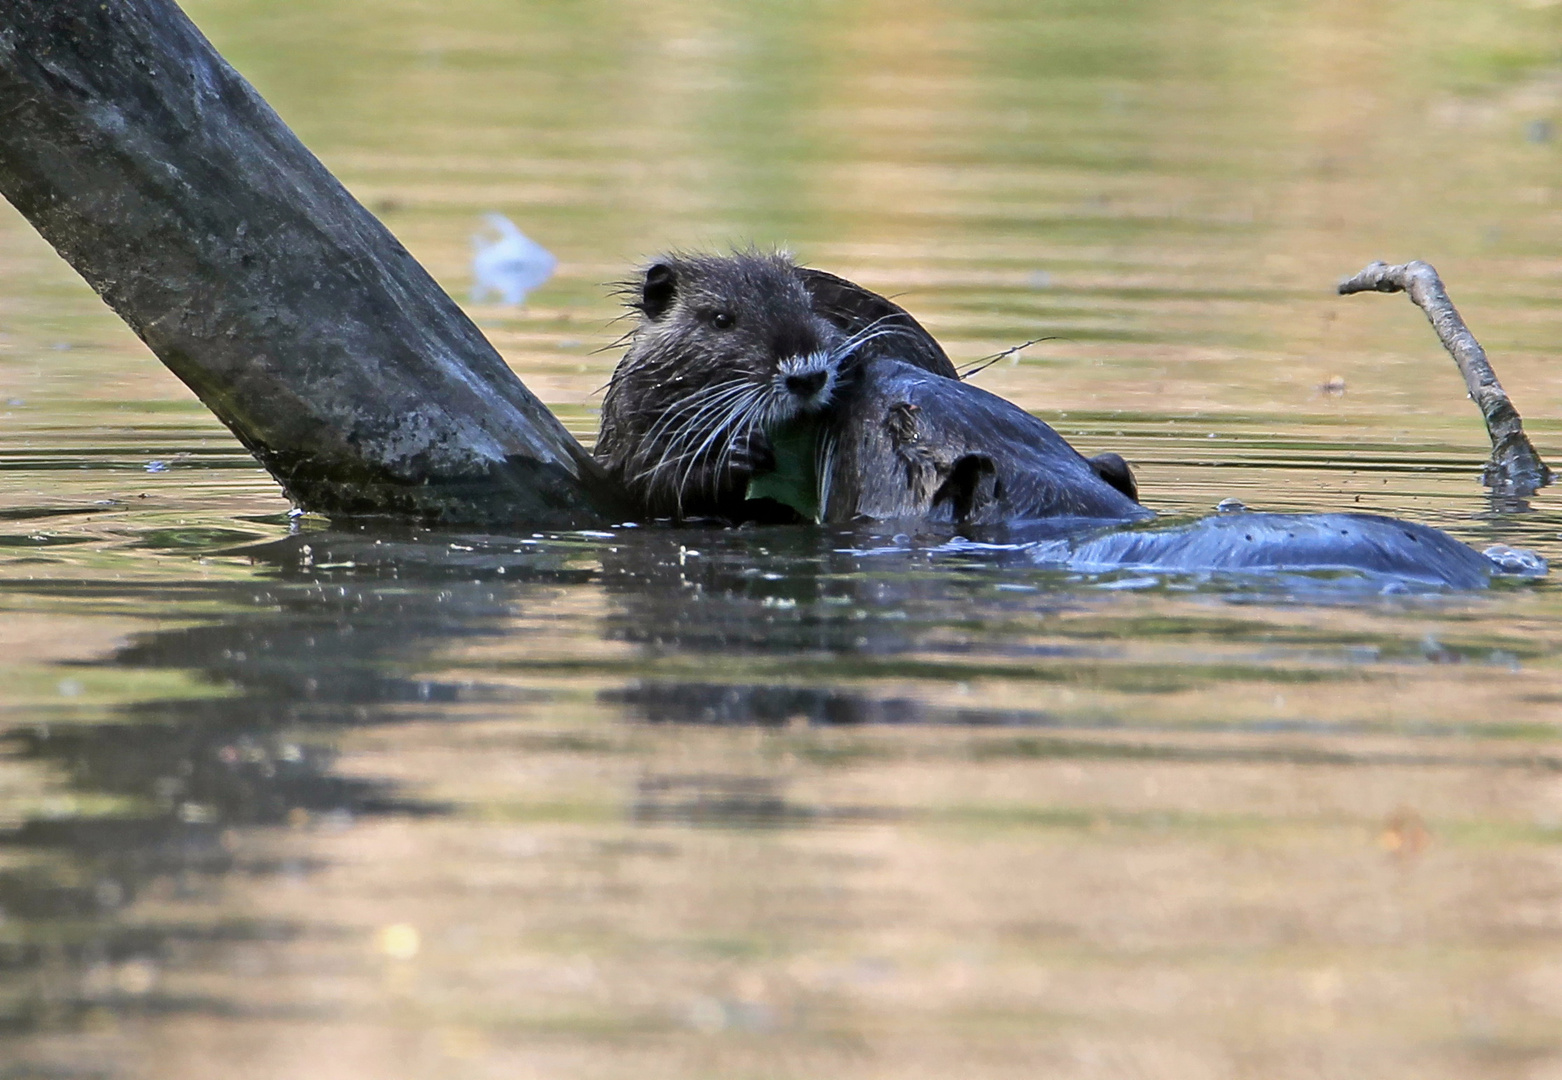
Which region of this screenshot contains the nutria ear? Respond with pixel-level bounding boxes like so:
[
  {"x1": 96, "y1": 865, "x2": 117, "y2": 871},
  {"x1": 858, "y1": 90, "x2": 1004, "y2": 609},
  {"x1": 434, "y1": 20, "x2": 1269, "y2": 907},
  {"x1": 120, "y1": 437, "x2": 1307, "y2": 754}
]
[
  {"x1": 932, "y1": 454, "x2": 1001, "y2": 524},
  {"x1": 641, "y1": 262, "x2": 677, "y2": 320},
  {"x1": 1087, "y1": 452, "x2": 1138, "y2": 502}
]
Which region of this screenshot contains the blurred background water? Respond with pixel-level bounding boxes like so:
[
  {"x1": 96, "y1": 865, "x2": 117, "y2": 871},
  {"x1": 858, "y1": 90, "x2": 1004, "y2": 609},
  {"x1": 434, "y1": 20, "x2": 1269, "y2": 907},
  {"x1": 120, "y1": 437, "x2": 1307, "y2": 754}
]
[{"x1": 3, "y1": 1, "x2": 1562, "y2": 1077}]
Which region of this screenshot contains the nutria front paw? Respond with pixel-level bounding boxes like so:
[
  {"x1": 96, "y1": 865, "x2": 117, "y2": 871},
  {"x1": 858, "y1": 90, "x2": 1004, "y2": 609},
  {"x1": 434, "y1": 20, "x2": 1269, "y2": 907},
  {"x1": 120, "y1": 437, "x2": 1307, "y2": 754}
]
[{"x1": 729, "y1": 430, "x2": 776, "y2": 476}]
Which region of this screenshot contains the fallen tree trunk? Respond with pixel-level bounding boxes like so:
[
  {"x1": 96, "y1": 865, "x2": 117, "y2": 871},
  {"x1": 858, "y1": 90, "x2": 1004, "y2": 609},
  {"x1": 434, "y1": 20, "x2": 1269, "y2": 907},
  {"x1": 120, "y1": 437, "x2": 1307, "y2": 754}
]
[
  {"x1": 0, "y1": 0, "x2": 626, "y2": 526},
  {"x1": 1338, "y1": 260, "x2": 1552, "y2": 496}
]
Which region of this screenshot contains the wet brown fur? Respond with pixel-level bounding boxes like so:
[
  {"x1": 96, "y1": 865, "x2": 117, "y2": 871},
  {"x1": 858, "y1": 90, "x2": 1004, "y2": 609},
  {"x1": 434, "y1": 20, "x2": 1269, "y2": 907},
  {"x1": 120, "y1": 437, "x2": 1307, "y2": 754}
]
[{"x1": 596, "y1": 252, "x2": 956, "y2": 521}]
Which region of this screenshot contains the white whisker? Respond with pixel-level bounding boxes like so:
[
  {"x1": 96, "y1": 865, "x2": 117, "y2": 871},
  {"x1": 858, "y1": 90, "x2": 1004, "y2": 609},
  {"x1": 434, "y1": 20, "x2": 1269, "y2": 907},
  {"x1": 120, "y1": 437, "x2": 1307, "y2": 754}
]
[
  {"x1": 830, "y1": 326, "x2": 905, "y2": 364},
  {"x1": 634, "y1": 379, "x2": 752, "y2": 453},
  {"x1": 712, "y1": 395, "x2": 771, "y2": 488},
  {"x1": 829, "y1": 313, "x2": 914, "y2": 360},
  {"x1": 816, "y1": 426, "x2": 838, "y2": 523},
  {"x1": 638, "y1": 387, "x2": 751, "y2": 468},
  {"x1": 681, "y1": 393, "x2": 765, "y2": 500},
  {"x1": 627, "y1": 381, "x2": 756, "y2": 489}
]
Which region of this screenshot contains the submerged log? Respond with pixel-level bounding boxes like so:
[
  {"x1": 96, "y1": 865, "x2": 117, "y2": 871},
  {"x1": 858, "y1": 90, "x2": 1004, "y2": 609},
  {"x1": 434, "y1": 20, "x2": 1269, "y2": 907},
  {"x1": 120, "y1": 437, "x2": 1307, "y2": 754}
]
[
  {"x1": 1338, "y1": 260, "x2": 1552, "y2": 495},
  {"x1": 0, "y1": 0, "x2": 626, "y2": 526}
]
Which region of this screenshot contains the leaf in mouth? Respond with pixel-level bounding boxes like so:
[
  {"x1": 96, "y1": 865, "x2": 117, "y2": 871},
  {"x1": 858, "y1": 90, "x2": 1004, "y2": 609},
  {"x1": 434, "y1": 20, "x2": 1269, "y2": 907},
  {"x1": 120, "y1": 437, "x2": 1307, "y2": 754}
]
[{"x1": 745, "y1": 416, "x2": 822, "y2": 521}]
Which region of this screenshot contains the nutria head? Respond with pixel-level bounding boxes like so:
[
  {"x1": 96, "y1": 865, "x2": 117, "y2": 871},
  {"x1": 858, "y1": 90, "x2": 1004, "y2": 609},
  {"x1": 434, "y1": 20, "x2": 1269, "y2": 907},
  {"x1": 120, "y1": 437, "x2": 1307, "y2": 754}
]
[{"x1": 598, "y1": 252, "x2": 903, "y2": 520}]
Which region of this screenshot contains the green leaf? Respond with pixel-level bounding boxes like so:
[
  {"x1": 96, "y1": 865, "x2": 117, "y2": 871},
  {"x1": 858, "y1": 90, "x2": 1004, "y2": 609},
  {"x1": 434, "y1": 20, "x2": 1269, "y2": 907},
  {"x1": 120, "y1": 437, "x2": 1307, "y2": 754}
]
[{"x1": 745, "y1": 417, "x2": 822, "y2": 521}]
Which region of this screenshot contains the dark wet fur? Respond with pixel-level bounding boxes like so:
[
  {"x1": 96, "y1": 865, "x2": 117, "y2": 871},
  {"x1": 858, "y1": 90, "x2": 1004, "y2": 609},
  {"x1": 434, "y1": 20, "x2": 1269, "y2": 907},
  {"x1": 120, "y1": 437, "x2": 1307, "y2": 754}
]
[
  {"x1": 813, "y1": 361, "x2": 1538, "y2": 587},
  {"x1": 793, "y1": 266, "x2": 957, "y2": 378},
  {"x1": 596, "y1": 252, "x2": 956, "y2": 521},
  {"x1": 1058, "y1": 512, "x2": 1504, "y2": 587},
  {"x1": 818, "y1": 357, "x2": 1150, "y2": 525}
]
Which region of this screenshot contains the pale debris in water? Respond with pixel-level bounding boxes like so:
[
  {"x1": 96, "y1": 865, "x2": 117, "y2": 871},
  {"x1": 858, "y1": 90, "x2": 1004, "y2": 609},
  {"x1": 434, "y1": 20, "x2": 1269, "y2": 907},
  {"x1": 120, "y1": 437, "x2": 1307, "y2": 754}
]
[
  {"x1": 376, "y1": 922, "x2": 421, "y2": 960},
  {"x1": 471, "y1": 213, "x2": 556, "y2": 305},
  {"x1": 1483, "y1": 542, "x2": 1548, "y2": 576}
]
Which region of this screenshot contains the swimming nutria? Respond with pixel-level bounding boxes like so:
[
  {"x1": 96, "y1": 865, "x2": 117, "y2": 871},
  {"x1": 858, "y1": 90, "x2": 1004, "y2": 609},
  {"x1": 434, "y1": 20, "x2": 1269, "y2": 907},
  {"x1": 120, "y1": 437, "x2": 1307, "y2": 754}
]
[{"x1": 596, "y1": 252, "x2": 958, "y2": 520}]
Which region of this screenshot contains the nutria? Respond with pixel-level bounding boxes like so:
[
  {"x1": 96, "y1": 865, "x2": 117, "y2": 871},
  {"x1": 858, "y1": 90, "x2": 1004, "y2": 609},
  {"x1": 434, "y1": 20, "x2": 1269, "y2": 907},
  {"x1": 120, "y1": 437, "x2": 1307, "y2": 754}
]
[
  {"x1": 795, "y1": 265, "x2": 1139, "y2": 502},
  {"x1": 596, "y1": 252, "x2": 958, "y2": 520},
  {"x1": 814, "y1": 356, "x2": 1150, "y2": 525},
  {"x1": 805, "y1": 359, "x2": 1548, "y2": 590}
]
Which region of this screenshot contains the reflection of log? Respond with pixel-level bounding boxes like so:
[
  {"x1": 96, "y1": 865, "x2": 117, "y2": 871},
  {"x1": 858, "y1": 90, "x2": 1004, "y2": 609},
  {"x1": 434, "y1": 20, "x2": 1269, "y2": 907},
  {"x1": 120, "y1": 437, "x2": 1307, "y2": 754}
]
[
  {"x1": 0, "y1": 1, "x2": 625, "y2": 526},
  {"x1": 1339, "y1": 261, "x2": 1552, "y2": 495}
]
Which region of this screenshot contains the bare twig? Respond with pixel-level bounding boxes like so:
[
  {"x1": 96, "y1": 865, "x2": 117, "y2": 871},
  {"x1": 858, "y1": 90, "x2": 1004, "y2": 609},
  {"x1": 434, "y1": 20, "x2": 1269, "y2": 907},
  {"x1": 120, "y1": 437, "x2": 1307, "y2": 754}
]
[{"x1": 1339, "y1": 260, "x2": 1551, "y2": 495}]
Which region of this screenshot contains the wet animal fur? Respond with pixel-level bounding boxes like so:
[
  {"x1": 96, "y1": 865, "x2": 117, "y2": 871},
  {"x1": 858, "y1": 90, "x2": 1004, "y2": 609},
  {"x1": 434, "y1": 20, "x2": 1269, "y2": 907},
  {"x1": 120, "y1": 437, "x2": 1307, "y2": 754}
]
[
  {"x1": 595, "y1": 252, "x2": 956, "y2": 520},
  {"x1": 818, "y1": 357, "x2": 1150, "y2": 526}
]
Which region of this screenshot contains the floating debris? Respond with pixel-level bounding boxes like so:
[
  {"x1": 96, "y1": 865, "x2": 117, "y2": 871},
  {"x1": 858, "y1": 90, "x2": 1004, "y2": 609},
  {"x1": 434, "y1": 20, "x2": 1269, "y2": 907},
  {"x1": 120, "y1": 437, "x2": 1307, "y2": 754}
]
[
  {"x1": 144, "y1": 459, "x2": 168, "y2": 473},
  {"x1": 376, "y1": 922, "x2": 421, "y2": 960},
  {"x1": 471, "y1": 213, "x2": 556, "y2": 305},
  {"x1": 1378, "y1": 806, "x2": 1430, "y2": 859},
  {"x1": 1319, "y1": 375, "x2": 1346, "y2": 395},
  {"x1": 1215, "y1": 497, "x2": 1248, "y2": 513},
  {"x1": 1484, "y1": 543, "x2": 1547, "y2": 576}
]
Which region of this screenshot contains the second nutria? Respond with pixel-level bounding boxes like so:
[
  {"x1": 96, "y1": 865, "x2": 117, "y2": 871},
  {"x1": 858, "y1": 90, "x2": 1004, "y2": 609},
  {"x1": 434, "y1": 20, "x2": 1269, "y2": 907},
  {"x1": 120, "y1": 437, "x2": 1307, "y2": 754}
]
[
  {"x1": 596, "y1": 252, "x2": 957, "y2": 520},
  {"x1": 812, "y1": 356, "x2": 1150, "y2": 525}
]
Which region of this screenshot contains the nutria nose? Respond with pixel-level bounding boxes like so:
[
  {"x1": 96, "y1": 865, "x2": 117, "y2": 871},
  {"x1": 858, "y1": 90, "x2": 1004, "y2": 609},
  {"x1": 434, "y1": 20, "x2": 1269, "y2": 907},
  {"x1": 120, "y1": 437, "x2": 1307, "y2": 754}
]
[{"x1": 785, "y1": 370, "x2": 828, "y2": 398}]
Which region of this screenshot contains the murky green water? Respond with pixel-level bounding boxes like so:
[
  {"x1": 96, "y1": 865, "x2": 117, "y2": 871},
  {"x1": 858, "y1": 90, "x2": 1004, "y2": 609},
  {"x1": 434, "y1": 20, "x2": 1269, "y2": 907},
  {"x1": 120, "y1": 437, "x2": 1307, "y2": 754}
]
[{"x1": 4, "y1": 1, "x2": 1562, "y2": 1076}]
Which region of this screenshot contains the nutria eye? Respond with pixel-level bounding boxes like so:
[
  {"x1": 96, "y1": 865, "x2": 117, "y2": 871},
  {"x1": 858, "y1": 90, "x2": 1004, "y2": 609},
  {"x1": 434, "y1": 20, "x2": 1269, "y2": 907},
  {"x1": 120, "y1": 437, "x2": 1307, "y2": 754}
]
[{"x1": 710, "y1": 311, "x2": 734, "y2": 330}]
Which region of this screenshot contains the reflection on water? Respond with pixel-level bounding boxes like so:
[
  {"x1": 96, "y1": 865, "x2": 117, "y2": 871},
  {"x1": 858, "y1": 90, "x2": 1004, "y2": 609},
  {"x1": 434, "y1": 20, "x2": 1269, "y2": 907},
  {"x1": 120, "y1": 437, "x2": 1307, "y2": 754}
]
[
  {"x1": 5, "y1": 513, "x2": 1562, "y2": 1077},
  {"x1": 3, "y1": 0, "x2": 1562, "y2": 1075}
]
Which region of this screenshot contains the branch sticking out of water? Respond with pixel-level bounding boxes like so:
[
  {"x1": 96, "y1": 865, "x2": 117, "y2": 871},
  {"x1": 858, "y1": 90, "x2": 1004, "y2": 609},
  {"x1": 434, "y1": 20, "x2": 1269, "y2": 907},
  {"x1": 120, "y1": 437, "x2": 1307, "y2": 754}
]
[
  {"x1": 0, "y1": 0, "x2": 626, "y2": 526},
  {"x1": 1338, "y1": 260, "x2": 1552, "y2": 496}
]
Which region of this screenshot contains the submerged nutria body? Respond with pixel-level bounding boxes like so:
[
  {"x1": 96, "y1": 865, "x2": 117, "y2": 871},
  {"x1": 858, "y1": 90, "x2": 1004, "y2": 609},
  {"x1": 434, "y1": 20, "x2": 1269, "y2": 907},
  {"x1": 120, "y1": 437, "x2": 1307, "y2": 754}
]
[{"x1": 596, "y1": 252, "x2": 957, "y2": 521}]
